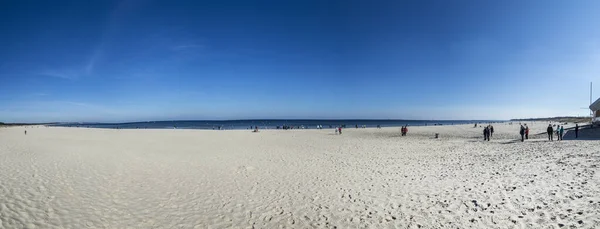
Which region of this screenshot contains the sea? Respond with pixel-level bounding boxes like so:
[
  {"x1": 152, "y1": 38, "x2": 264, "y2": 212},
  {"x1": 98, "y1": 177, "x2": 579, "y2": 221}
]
[{"x1": 53, "y1": 120, "x2": 500, "y2": 130}]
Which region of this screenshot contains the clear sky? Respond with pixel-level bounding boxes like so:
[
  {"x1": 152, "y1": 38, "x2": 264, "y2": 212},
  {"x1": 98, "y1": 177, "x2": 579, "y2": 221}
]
[{"x1": 1, "y1": 0, "x2": 599, "y2": 123}]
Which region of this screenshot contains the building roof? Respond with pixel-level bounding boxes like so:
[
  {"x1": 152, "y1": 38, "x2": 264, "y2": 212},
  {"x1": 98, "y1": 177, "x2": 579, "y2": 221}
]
[{"x1": 591, "y1": 97, "x2": 600, "y2": 111}]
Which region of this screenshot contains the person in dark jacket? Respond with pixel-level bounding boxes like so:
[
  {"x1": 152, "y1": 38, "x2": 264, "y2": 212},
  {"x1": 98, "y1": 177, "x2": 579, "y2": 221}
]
[
  {"x1": 490, "y1": 125, "x2": 494, "y2": 137},
  {"x1": 519, "y1": 125, "x2": 525, "y2": 142},
  {"x1": 483, "y1": 126, "x2": 489, "y2": 141},
  {"x1": 547, "y1": 124, "x2": 554, "y2": 141},
  {"x1": 575, "y1": 124, "x2": 579, "y2": 138}
]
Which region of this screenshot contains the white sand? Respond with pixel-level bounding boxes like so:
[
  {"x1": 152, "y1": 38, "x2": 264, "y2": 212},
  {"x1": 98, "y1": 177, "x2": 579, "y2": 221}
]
[{"x1": 1, "y1": 122, "x2": 599, "y2": 228}]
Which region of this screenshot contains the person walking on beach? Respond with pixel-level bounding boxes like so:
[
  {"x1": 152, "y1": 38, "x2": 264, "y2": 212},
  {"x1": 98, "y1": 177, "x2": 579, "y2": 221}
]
[
  {"x1": 556, "y1": 126, "x2": 561, "y2": 141},
  {"x1": 490, "y1": 125, "x2": 494, "y2": 137},
  {"x1": 525, "y1": 125, "x2": 529, "y2": 139},
  {"x1": 338, "y1": 127, "x2": 342, "y2": 135},
  {"x1": 547, "y1": 124, "x2": 554, "y2": 141},
  {"x1": 24, "y1": 130, "x2": 27, "y2": 135},
  {"x1": 575, "y1": 124, "x2": 579, "y2": 138},
  {"x1": 559, "y1": 126, "x2": 564, "y2": 141},
  {"x1": 404, "y1": 126, "x2": 408, "y2": 136},
  {"x1": 519, "y1": 125, "x2": 525, "y2": 142},
  {"x1": 483, "y1": 126, "x2": 489, "y2": 141}
]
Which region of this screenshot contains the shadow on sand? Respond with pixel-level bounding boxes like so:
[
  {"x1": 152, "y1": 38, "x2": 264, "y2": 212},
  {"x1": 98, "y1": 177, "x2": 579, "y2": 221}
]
[
  {"x1": 562, "y1": 127, "x2": 600, "y2": 141},
  {"x1": 499, "y1": 139, "x2": 522, "y2": 144}
]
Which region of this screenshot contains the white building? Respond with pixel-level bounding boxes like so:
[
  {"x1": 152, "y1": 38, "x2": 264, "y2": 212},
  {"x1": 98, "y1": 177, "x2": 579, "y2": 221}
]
[{"x1": 590, "y1": 97, "x2": 600, "y2": 123}]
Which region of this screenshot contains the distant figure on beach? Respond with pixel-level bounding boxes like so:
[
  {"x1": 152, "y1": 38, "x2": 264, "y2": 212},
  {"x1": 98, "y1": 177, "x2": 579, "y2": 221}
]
[
  {"x1": 559, "y1": 126, "x2": 564, "y2": 141},
  {"x1": 575, "y1": 124, "x2": 579, "y2": 138},
  {"x1": 525, "y1": 125, "x2": 529, "y2": 139},
  {"x1": 547, "y1": 124, "x2": 554, "y2": 141},
  {"x1": 355, "y1": 125, "x2": 358, "y2": 129},
  {"x1": 24, "y1": 130, "x2": 27, "y2": 135},
  {"x1": 401, "y1": 126, "x2": 407, "y2": 136},
  {"x1": 490, "y1": 125, "x2": 494, "y2": 137},
  {"x1": 483, "y1": 126, "x2": 489, "y2": 141},
  {"x1": 253, "y1": 126, "x2": 259, "y2": 132},
  {"x1": 556, "y1": 126, "x2": 561, "y2": 141},
  {"x1": 519, "y1": 125, "x2": 525, "y2": 142},
  {"x1": 474, "y1": 123, "x2": 477, "y2": 128},
  {"x1": 338, "y1": 127, "x2": 342, "y2": 135}
]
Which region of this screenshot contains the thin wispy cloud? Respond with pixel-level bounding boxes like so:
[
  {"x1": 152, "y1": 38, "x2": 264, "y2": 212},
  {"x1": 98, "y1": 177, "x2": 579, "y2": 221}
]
[
  {"x1": 59, "y1": 101, "x2": 119, "y2": 114},
  {"x1": 26, "y1": 92, "x2": 49, "y2": 98},
  {"x1": 38, "y1": 70, "x2": 79, "y2": 80},
  {"x1": 39, "y1": 50, "x2": 102, "y2": 80},
  {"x1": 172, "y1": 44, "x2": 204, "y2": 51},
  {"x1": 85, "y1": 47, "x2": 103, "y2": 75}
]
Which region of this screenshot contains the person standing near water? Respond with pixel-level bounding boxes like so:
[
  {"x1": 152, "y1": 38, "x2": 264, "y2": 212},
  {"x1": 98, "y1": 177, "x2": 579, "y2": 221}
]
[
  {"x1": 547, "y1": 124, "x2": 554, "y2": 141},
  {"x1": 575, "y1": 124, "x2": 579, "y2": 138},
  {"x1": 525, "y1": 124, "x2": 529, "y2": 139},
  {"x1": 490, "y1": 125, "x2": 494, "y2": 137}
]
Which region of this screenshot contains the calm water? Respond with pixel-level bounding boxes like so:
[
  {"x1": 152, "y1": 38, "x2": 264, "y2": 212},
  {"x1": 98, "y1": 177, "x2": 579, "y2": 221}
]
[{"x1": 54, "y1": 120, "x2": 500, "y2": 130}]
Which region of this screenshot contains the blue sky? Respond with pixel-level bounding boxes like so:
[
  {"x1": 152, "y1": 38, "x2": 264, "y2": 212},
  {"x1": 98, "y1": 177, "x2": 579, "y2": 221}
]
[{"x1": 1, "y1": 0, "x2": 599, "y2": 122}]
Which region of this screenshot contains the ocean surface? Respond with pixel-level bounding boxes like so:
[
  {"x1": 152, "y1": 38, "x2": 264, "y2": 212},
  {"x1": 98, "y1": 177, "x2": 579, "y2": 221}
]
[{"x1": 53, "y1": 120, "x2": 501, "y2": 130}]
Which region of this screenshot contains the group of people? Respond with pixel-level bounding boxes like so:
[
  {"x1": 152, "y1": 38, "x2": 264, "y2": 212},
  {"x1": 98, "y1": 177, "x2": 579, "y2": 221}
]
[
  {"x1": 335, "y1": 126, "x2": 343, "y2": 135},
  {"x1": 546, "y1": 124, "x2": 565, "y2": 141},
  {"x1": 277, "y1": 125, "x2": 305, "y2": 130},
  {"x1": 519, "y1": 124, "x2": 530, "y2": 142},
  {"x1": 524, "y1": 123, "x2": 580, "y2": 141},
  {"x1": 483, "y1": 125, "x2": 494, "y2": 141},
  {"x1": 401, "y1": 125, "x2": 409, "y2": 136}
]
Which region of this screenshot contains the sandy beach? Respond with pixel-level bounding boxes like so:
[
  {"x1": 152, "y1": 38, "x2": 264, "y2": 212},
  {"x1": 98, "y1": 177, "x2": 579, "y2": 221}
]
[{"x1": 1, "y1": 122, "x2": 599, "y2": 228}]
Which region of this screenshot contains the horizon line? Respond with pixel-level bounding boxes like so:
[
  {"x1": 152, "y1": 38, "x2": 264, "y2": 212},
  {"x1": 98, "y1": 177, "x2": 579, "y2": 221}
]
[{"x1": 3, "y1": 118, "x2": 507, "y2": 125}]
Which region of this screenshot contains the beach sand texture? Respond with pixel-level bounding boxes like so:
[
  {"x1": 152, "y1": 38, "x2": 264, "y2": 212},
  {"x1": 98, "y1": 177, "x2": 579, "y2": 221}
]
[{"x1": 1, "y1": 122, "x2": 599, "y2": 228}]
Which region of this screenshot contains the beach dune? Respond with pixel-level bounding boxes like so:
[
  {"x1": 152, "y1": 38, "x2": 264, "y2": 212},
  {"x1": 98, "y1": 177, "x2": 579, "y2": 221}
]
[{"x1": 1, "y1": 123, "x2": 599, "y2": 228}]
